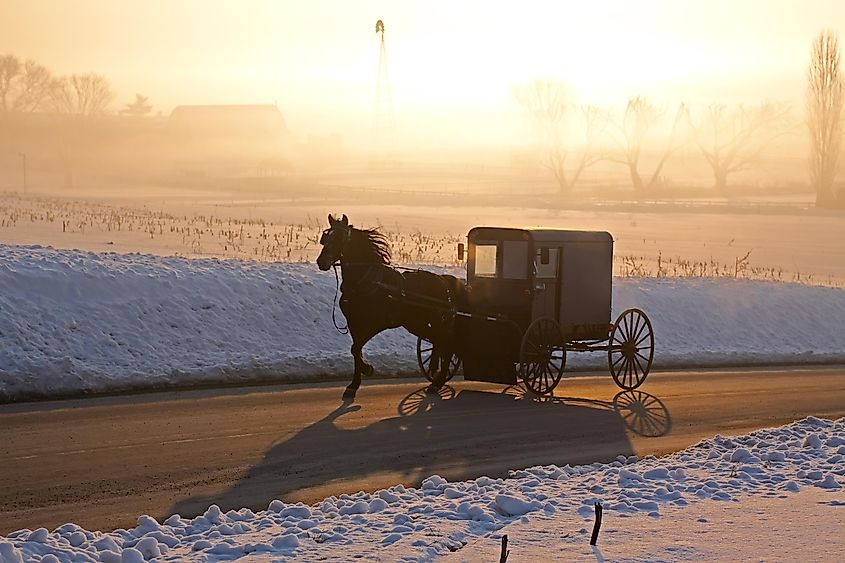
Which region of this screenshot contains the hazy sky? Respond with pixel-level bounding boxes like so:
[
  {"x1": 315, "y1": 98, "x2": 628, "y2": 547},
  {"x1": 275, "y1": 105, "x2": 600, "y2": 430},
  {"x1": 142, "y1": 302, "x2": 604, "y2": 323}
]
[{"x1": 3, "y1": 0, "x2": 843, "y2": 141}]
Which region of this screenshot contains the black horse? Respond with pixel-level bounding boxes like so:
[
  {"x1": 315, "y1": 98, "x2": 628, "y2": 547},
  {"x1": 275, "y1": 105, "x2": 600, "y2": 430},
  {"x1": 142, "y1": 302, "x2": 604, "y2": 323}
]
[{"x1": 317, "y1": 214, "x2": 455, "y2": 399}]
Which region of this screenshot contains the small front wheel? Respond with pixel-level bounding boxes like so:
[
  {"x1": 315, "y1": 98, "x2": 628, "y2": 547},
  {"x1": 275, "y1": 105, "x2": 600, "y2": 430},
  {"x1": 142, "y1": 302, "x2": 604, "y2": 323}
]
[
  {"x1": 519, "y1": 318, "x2": 566, "y2": 395},
  {"x1": 416, "y1": 337, "x2": 460, "y2": 383},
  {"x1": 608, "y1": 308, "x2": 654, "y2": 390}
]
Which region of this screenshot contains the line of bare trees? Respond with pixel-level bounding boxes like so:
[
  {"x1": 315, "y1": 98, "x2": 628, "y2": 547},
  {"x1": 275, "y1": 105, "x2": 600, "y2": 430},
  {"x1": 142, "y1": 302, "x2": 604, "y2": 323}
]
[
  {"x1": 515, "y1": 77, "x2": 793, "y2": 196},
  {"x1": 0, "y1": 53, "x2": 130, "y2": 187},
  {"x1": 0, "y1": 54, "x2": 116, "y2": 117},
  {"x1": 515, "y1": 30, "x2": 844, "y2": 206}
]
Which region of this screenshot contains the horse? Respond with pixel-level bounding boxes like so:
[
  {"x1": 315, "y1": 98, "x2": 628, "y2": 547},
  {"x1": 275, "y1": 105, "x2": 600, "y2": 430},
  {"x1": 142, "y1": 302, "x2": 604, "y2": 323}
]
[{"x1": 317, "y1": 214, "x2": 456, "y2": 400}]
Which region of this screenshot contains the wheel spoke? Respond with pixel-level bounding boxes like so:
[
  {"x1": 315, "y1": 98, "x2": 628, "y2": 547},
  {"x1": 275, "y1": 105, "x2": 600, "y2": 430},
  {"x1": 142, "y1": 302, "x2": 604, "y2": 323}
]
[
  {"x1": 634, "y1": 331, "x2": 652, "y2": 347},
  {"x1": 620, "y1": 313, "x2": 628, "y2": 340},
  {"x1": 635, "y1": 351, "x2": 652, "y2": 366},
  {"x1": 631, "y1": 315, "x2": 646, "y2": 344},
  {"x1": 611, "y1": 353, "x2": 625, "y2": 369},
  {"x1": 629, "y1": 314, "x2": 641, "y2": 343},
  {"x1": 631, "y1": 354, "x2": 642, "y2": 382}
]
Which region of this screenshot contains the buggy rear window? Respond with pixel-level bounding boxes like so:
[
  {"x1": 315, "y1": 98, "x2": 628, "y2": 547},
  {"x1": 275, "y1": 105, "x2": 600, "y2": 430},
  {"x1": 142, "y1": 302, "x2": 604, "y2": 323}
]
[{"x1": 474, "y1": 244, "x2": 497, "y2": 277}]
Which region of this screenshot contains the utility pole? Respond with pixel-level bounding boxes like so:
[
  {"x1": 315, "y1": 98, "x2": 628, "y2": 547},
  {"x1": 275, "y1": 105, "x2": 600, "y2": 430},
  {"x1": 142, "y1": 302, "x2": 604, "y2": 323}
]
[{"x1": 19, "y1": 152, "x2": 27, "y2": 193}]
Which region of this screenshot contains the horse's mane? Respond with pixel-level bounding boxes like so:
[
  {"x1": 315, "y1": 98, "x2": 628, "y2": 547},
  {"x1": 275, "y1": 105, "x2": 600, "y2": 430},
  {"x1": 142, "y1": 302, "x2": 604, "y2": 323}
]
[{"x1": 349, "y1": 227, "x2": 392, "y2": 265}]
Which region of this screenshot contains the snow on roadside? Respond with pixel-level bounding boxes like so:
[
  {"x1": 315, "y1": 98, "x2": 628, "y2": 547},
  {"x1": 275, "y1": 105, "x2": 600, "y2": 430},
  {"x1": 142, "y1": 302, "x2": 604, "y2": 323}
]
[
  {"x1": 2, "y1": 244, "x2": 845, "y2": 401},
  {"x1": 1, "y1": 417, "x2": 842, "y2": 561}
]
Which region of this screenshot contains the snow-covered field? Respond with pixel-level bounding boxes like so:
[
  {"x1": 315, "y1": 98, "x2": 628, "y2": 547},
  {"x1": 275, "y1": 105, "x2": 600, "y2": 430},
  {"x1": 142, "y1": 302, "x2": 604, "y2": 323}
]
[
  {"x1": 0, "y1": 416, "x2": 841, "y2": 561},
  {"x1": 2, "y1": 244, "x2": 845, "y2": 401}
]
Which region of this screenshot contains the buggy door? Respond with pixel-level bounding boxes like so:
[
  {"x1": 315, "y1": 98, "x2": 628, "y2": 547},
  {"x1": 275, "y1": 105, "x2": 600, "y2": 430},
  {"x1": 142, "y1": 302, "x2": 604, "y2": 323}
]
[
  {"x1": 532, "y1": 246, "x2": 560, "y2": 321},
  {"x1": 462, "y1": 233, "x2": 532, "y2": 383}
]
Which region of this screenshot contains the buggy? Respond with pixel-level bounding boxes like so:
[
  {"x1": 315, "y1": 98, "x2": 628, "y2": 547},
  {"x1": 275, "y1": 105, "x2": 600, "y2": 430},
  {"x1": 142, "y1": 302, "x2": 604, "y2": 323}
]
[{"x1": 417, "y1": 227, "x2": 655, "y2": 394}]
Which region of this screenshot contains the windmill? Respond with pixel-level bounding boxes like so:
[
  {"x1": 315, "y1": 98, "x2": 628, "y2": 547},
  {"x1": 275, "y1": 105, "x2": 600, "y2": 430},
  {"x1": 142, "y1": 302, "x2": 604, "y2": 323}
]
[{"x1": 372, "y1": 19, "x2": 395, "y2": 164}]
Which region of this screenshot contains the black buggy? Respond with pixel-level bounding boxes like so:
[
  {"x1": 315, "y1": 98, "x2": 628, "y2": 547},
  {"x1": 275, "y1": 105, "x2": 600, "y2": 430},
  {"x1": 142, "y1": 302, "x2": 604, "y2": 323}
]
[{"x1": 417, "y1": 227, "x2": 655, "y2": 395}]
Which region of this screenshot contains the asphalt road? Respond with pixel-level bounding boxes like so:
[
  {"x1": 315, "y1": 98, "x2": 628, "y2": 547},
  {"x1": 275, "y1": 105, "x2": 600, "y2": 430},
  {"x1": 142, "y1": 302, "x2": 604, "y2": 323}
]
[{"x1": 1, "y1": 366, "x2": 844, "y2": 535}]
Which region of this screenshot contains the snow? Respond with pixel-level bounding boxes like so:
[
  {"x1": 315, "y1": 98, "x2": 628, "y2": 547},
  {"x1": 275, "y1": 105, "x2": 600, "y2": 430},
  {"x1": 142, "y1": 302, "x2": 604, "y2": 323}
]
[
  {"x1": 0, "y1": 416, "x2": 842, "y2": 561},
  {"x1": 2, "y1": 244, "x2": 845, "y2": 401}
]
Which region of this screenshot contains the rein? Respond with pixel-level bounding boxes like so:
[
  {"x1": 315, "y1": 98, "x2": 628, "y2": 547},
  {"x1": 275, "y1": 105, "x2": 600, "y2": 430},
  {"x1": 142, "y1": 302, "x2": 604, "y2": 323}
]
[{"x1": 331, "y1": 263, "x2": 349, "y2": 335}]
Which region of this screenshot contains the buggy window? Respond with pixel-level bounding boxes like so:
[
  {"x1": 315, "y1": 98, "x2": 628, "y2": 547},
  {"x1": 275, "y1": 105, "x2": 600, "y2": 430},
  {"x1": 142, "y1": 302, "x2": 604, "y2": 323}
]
[
  {"x1": 535, "y1": 247, "x2": 559, "y2": 279},
  {"x1": 502, "y1": 241, "x2": 528, "y2": 279},
  {"x1": 474, "y1": 243, "x2": 497, "y2": 277}
]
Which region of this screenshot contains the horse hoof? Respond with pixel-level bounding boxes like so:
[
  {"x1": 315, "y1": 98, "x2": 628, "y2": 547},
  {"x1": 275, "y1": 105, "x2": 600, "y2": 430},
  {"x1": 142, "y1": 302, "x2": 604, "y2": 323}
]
[
  {"x1": 425, "y1": 383, "x2": 441, "y2": 395},
  {"x1": 342, "y1": 388, "x2": 357, "y2": 400}
]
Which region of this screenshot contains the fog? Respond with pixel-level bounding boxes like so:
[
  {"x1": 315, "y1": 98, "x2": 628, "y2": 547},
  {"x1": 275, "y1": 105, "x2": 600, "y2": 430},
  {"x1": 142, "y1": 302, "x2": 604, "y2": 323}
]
[
  {"x1": 1, "y1": 0, "x2": 844, "y2": 285},
  {"x1": 2, "y1": 1, "x2": 842, "y2": 181}
]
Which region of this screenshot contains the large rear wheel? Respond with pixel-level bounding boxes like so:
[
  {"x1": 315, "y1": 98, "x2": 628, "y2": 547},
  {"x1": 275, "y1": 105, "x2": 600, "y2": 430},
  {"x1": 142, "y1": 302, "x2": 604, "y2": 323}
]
[
  {"x1": 416, "y1": 337, "x2": 460, "y2": 383},
  {"x1": 608, "y1": 308, "x2": 654, "y2": 390},
  {"x1": 519, "y1": 318, "x2": 566, "y2": 395}
]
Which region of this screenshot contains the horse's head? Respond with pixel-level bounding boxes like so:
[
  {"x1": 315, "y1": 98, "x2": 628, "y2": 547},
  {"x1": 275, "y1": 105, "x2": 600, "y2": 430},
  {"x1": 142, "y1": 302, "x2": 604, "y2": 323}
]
[{"x1": 317, "y1": 214, "x2": 351, "y2": 270}]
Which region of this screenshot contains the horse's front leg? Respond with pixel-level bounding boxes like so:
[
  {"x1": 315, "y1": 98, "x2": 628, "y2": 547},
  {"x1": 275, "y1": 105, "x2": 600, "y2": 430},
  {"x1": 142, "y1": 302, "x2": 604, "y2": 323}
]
[
  {"x1": 343, "y1": 326, "x2": 379, "y2": 400},
  {"x1": 343, "y1": 340, "x2": 365, "y2": 400}
]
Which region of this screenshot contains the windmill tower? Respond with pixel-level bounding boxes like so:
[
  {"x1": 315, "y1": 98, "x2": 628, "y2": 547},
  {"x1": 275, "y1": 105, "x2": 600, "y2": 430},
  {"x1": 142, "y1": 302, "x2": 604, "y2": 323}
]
[{"x1": 372, "y1": 19, "x2": 395, "y2": 165}]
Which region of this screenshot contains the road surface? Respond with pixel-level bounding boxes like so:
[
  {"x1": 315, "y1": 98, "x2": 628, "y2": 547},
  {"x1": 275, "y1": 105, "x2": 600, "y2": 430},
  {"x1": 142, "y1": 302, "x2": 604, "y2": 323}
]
[{"x1": 1, "y1": 366, "x2": 844, "y2": 535}]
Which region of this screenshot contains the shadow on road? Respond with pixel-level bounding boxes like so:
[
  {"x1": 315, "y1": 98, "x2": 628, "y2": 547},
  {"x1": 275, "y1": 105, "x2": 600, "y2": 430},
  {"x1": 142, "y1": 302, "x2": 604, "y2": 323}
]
[{"x1": 167, "y1": 386, "x2": 670, "y2": 520}]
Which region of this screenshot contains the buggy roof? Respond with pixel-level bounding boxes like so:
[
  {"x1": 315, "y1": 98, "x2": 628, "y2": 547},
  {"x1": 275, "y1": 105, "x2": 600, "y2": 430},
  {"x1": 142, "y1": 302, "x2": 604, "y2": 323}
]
[{"x1": 468, "y1": 227, "x2": 613, "y2": 244}]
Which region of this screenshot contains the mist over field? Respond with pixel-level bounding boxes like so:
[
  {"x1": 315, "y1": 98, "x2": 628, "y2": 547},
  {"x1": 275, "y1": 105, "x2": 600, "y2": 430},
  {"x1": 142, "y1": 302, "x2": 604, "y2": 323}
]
[{"x1": 0, "y1": 0, "x2": 843, "y2": 286}]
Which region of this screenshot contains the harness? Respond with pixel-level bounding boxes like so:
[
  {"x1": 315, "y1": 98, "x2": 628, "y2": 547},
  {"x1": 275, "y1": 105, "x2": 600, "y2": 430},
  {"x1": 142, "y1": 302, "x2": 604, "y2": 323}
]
[
  {"x1": 329, "y1": 260, "x2": 456, "y2": 335},
  {"x1": 323, "y1": 224, "x2": 456, "y2": 335}
]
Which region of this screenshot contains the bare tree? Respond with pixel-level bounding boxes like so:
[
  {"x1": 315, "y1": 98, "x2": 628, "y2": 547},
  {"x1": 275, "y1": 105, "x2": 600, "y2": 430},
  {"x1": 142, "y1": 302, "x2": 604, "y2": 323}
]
[
  {"x1": 48, "y1": 73, "x2": 115, "y2": 187},
  {"x1": 49, "y1": 73, "x2": 115, "y2": 116},
  {"x1": 611, "y1": 97, "x2": 687, "y2": 192},
  {"x1": 691, "y1": 103, "x2": 791, "y2": 193},
  {"x1": 0, "y1": 54, "x2": 21, "y2": 112},
  {"x1": 807, "y1": 30, "x2": 844, "y2": 207},
  {"x1": 121, "y1": 94, "x2": 153, "y2": 117},
  {"x1": 514, "y1": 78, "x2": 603, "y2": 195},
  {"x1": 0, "y1": 55, "x2": 55, "y2": 113},
  {"x1": 12, "y1": 60, "x2": 54, "y2": 112}
]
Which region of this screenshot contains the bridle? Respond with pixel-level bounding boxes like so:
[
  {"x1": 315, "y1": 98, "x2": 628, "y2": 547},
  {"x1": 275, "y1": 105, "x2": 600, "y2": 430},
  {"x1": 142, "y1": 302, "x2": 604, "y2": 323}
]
[
  {"x1": 320, "y1": 224, "x2": 351, "y2": 268},
  {"x1": 320, "y1": 224, "x2": 352, "y2": 334}
]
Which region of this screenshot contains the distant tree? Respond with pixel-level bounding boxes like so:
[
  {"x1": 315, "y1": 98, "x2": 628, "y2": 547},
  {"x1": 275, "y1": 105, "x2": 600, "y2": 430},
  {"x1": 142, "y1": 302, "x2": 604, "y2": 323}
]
[
  {"x1": 48, "y1": 73, "x2": 115, "y2": 187},
  {"x1": 0, "y1": 55, "x2": 55, "y2": 113},
  {"x1": 806, "y1": 30, "x2": 844, "y2": 207},
  {"x1": 514, "y1": 78, "x2": 603, "y2": 195},
  {"x1": 0, "y1": 54, "x2": 21, "y2": 112},
  {"x1": 13, "y1": 60, "x2": 54, "y2": 112},
  {"x1": 121, "y1": 94, "x2": 153, "y2": 117},
  {"x1": 610, "y1": 97, "x2": 688, "y2": 193},
  {"x1": 49, "y1": 73, "x2": 115, "y2": 116},
  {"x1": 691, "y1": 103, "x2": 791, "y2": 193}
]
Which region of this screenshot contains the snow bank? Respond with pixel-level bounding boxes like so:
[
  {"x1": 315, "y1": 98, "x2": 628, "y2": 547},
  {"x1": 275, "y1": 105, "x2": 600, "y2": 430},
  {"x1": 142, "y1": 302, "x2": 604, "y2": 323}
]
[
  {"x1": 2, "y1": 244, "x2": 845, "y2": 401},
  {"x1": 1, "y1": 416, "x2": 842, "y2": 561}
]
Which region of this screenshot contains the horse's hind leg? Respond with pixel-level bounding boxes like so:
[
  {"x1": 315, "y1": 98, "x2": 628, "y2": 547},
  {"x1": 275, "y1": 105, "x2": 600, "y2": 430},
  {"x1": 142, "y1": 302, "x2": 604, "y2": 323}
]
[{"x1": 425, "y1": 342, "x2": 452, "y2": 395}]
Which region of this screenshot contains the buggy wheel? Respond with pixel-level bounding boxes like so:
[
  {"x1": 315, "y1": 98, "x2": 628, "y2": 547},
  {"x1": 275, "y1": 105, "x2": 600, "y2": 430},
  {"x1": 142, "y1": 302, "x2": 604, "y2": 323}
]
[
  {"x1": 416, "y1": 337, "x2": 460, "y2": 383},
  {"x1": 519, "y1": 318, "x2": 566, "y2": 395},
  {"x1": 608, "y1": 308, "x2": 654, "y2": 391}
]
